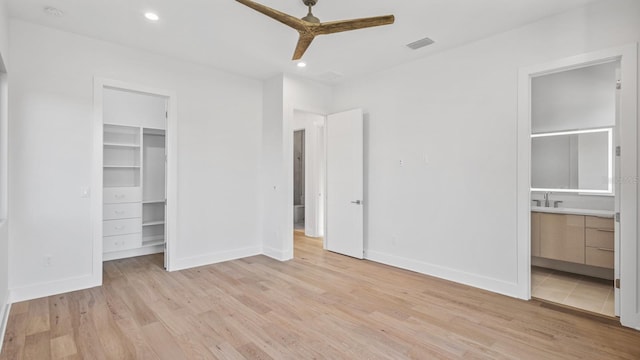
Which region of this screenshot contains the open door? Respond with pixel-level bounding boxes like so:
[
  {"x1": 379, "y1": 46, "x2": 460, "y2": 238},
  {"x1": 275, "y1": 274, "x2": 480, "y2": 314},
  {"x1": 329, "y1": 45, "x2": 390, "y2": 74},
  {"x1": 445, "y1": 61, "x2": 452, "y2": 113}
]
[
  {"x1": 617, "y1": 45, "x2": 639, "y2": 329},
  {"x1": 325, "y1": 109, "x2": 364, "y2": 259}
]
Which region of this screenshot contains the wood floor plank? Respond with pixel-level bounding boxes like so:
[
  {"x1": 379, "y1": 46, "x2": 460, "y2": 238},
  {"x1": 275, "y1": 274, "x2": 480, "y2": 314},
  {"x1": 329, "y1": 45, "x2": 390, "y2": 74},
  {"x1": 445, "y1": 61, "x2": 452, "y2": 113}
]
[
  {"x1": 24, "y1": 297, "x2": 50, "y2": 336},
  {"x1": 50, "y1": 334, "x2": 78, "y2": 359},
  {"x1": 141, "y1": 322, "x2": 187, "y2": 360},
  {"x1": 23, "y1": 331, "x2": 51, "y2": 360},
  {"x1": 2, "y1": 232, "x2": 640, "y2": 359},
  {"x1": 113, "y1": 317, "x2": 160, "y2": 360},
  {"x1": 0, "y1": 312, "x2": 27, "y2": 360}
]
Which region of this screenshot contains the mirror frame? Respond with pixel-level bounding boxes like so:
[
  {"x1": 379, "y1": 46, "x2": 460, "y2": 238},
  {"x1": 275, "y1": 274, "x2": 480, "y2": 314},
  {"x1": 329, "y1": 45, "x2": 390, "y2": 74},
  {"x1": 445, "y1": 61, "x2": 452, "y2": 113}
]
[{"x1": 530, "y1": 127, "x2": 613, "y2": 194}]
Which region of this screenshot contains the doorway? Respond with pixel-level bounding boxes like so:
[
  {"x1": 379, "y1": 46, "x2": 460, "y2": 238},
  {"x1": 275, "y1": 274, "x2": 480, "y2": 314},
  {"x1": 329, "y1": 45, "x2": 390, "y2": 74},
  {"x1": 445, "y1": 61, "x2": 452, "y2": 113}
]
[
  {"x1": 293, "y1": 130, "x2": 305, "y2": 230},
  {"x1": 529, "y1": 61, "x2": 619, "y2": 317},
  {"x1": 518, "y1": 44, "x2": 638, "y2": 328},
  {"x1": 92, "y1": 78, "x2": 177, "y2": 285},
  {"x1": 292, "y1": 111, "x2": 325, "y2": 253},
  {"x1": 290, "y1": 109, "x2": 365, "y2": 260}
]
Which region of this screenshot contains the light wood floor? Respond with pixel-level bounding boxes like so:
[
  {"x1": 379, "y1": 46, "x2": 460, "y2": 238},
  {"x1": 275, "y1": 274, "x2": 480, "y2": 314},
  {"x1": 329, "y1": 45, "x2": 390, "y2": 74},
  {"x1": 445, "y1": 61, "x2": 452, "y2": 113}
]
[{"x1": 2, "y1": 233, "x2": 640, "y2": 359}]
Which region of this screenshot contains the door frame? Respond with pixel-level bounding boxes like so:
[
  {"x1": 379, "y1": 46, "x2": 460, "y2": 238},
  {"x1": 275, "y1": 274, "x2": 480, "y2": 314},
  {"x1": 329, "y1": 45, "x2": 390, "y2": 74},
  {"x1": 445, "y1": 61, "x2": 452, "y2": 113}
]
[
  {"x1": 516, "y1": 44, "x2": 638, "y2": 328},
  {"x1": 92, "y1": 77, "x2": 178, "y2": 284}
]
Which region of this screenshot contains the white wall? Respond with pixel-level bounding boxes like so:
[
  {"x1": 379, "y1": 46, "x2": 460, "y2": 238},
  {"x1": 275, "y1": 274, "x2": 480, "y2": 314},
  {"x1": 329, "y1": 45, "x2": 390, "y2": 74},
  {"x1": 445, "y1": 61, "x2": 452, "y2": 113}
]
[
  {"x1": 281, "y1": 76, "x2": 332, "y2": 254},
  {"x1": 293, "y1": 110, "x2": 325, "y2": 238},
  {"x1": 532, "y1": 61, "x2": 618, "y2": 133},
  {"x1": 0, "y1": 0, "x2": 7, "y2": 70},
  {"x1": 331, "y1": 0, "x2": 640, "y2": 298},
  {"x1": 261, "y1": 75, "x2": 332, "y2": 259},
  {"x1": 260, "y1": 76, "x2": 286, "y2": 259},
  {"x1": 8, "y1": 20, "x2": 263, "y2": 300},
  {"x1": 0, "y1": 0, "x2": 9, "y2": 341}
]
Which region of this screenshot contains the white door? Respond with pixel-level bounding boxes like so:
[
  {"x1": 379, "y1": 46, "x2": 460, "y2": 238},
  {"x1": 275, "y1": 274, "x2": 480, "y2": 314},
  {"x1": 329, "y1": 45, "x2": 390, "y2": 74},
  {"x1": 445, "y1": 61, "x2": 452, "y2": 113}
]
[{"x1": 325, "y1": 109, "x2": 364, "y2": 259}]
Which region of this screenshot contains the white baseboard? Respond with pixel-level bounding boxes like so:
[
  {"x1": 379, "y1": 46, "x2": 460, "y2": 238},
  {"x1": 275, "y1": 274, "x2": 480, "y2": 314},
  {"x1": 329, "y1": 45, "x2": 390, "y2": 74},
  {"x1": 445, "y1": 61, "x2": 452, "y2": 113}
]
[
  {"x1": 262, "y1": 246, "x2": 293, "y2": 261},
  {"x1": 169, "y1": 246, "x2": 262, "y2": 272},
  {"x1": 365, "y1": 250, "x2": 524, "y2": 299},
  {"x1": 9, "y1": 274, "x2": 99, "y2": 304},
  {"x1": 0, "y1": 295, "x2": 9, "y2": 353},
  {"x1": 103, "y1": 244, "x2": 164, "y2": 262}
]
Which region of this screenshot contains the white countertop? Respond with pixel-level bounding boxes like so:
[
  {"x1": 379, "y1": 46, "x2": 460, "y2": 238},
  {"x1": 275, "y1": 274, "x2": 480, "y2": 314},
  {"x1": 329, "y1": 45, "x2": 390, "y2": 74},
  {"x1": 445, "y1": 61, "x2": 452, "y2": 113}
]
[{"x1": 531, "y1": 206, "x2": 614, "y2": 218}]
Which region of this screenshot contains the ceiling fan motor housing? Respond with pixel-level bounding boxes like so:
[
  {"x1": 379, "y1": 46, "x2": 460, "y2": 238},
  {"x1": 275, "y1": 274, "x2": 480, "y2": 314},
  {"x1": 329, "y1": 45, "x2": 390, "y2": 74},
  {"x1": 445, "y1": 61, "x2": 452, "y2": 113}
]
[{"x1": 302, "y1": 0, "x2": 320, "y2": 23}]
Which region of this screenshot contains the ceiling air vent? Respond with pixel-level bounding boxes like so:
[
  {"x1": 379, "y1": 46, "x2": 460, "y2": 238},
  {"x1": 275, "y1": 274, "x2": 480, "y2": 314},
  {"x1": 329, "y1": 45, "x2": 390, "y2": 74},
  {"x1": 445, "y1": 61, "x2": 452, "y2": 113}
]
[{"x1": 406, "y1": 37, "x2": 435, "y2": 50}]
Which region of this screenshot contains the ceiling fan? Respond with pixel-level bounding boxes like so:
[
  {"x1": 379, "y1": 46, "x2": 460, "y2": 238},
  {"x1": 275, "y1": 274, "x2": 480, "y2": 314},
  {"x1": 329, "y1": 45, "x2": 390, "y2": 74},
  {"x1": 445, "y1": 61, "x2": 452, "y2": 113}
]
[{"x1": 236, "y1": 0, "x2": 395, "y2": 60}]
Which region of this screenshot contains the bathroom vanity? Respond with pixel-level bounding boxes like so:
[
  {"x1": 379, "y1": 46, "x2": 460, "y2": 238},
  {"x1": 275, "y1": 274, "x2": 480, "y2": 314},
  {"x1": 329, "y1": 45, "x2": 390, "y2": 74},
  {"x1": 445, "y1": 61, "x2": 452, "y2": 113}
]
[{"x1": 531, "y1": 207, "x2": 614, "y2": 269}]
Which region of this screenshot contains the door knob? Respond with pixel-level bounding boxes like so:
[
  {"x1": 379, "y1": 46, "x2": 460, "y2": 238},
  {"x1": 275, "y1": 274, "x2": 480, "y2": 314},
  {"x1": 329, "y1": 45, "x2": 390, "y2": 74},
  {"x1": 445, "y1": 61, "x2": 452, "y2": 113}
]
[{"x1": 351, "y1": 200, "x2": 362, "y2": 205}]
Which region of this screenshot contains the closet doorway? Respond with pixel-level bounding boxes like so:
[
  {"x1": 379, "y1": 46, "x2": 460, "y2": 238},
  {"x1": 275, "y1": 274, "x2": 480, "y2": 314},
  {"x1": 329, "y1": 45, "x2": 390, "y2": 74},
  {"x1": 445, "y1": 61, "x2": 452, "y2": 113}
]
[{"x1": 92, "y1": 79, "x2": 177, "y2": 280}]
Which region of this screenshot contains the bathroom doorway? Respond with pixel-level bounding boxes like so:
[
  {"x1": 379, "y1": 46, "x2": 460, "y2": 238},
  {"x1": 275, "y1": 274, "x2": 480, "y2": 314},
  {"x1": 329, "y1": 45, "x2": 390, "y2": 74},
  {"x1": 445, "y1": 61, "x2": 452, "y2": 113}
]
[
  {"x1": 517, "y1": 44, "x2": 639, "y2": 328},
  {"x1": 526, "y1": 56, "x2": 626, "y2": 318},
  {"x1": 294, "y1": 129, "x2": 306, "y2": 230}
]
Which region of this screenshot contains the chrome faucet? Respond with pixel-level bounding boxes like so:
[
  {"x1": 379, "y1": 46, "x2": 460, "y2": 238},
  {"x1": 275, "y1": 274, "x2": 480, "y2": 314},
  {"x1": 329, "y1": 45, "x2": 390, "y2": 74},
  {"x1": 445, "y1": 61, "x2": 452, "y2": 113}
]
[{"x1": 544, "y1": 192, "x2": 551, "y2": 207}]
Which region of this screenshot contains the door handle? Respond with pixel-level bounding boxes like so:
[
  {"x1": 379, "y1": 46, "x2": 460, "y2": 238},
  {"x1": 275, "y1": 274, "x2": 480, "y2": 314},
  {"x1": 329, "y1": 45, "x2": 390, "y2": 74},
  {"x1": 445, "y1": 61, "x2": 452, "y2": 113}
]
[{"x1": 351, "y1": 200, "x2": 362, "y2": 205}]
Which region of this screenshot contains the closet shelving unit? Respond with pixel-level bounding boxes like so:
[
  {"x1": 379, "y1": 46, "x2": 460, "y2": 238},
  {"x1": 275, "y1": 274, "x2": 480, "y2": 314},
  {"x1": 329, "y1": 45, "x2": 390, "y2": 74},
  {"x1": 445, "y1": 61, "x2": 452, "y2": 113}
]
[
  {"x1": 141, "y1": 128, "x2": 166, "y2": 248},
  {"x1": 102, "y1": 94, "x2": 167, "y2": 261}
]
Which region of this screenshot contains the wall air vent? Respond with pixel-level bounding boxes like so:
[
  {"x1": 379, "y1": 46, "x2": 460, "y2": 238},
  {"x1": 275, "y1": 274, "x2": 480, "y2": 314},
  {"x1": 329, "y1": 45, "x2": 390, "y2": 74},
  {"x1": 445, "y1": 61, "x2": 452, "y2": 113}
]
[{"x1": 406, "y1": 37, "x2": 435, "y2": 50}]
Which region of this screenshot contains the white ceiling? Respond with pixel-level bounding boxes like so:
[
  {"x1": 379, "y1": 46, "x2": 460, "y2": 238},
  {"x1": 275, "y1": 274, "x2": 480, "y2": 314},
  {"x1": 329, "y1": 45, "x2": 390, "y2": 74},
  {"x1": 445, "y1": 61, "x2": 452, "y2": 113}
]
[{"x1": 8, "y1": 0, "x2": 598, "y2": 82}]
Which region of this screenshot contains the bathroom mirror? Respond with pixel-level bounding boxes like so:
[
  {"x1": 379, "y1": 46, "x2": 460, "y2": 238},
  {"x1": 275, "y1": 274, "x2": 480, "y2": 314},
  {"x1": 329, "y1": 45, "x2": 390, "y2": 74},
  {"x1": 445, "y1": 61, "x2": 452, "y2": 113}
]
[{"x1": 531, "y1": 128, "x2": 612, "y2": 193}]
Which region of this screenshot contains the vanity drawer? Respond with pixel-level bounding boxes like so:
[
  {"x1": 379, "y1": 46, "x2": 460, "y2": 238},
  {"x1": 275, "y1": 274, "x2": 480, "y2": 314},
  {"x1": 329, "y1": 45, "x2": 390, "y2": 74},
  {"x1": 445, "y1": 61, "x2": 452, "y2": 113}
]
[
  {"x1": 585, "y1": 247, "x2": 614, "y2": 269},
  {"x1": 585, "y1": 228, "x2": 614, "y2": 249},
  {"x1": 585, "y1": 216, "x2": 614, "y2": 231},
  {"x1": 103, "y1": 203, "x2": 142, "y2": 220},
  {"x1": 104, "y1": 187, "x2": 141, "y2": 204},
  {"x1": 103, "y1": 218, "x2": 141, "y2": 237},
  {"x1": 103, "y1": 233, "x2": 142, "y2": 253}
]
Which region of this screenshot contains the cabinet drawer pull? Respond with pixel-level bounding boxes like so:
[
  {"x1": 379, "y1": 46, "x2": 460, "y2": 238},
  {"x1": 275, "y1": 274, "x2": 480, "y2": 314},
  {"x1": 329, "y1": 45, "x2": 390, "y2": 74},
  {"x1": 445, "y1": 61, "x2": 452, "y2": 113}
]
[
  {"x1": 114, "y1": 210, "x2": 125, "y2": 214},
  {"x1": 596, "y1": 229, "x2": 614, "y2": 233},
  {"x1": 114, "y1": 226, "x2": 125, "y2": 230},
  {"x1": 597, "y1": 248, "x2": 614, "y2": 252},
  {"x1": 114, "y1": 194, "x2": 126, "y2": 199}
]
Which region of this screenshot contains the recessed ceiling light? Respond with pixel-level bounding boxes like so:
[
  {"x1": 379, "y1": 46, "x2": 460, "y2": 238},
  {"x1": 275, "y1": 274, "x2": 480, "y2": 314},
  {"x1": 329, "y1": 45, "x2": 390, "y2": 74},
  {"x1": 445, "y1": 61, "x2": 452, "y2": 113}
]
[
  {"x1": 144, "y1": 12, "x2": 160, "y2": 22},
  {"x1": 43, "y1": 6, "x2": 64, "y2": 17},
  {"x1": 297, "y1": 62, "x2": 307, "y2": 68}
]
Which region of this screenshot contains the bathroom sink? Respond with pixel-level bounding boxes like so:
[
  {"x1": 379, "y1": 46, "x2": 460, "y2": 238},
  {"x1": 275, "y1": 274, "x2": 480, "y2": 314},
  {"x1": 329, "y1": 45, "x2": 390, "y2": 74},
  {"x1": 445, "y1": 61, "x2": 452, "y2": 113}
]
[{"x1": 530, "y1": 206, "x2": 614, "y2": 218}]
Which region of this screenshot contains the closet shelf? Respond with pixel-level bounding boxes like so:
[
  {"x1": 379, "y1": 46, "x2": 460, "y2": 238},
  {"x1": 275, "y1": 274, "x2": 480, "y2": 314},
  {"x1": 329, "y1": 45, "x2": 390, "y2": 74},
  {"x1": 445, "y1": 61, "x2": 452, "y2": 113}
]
[
  {"x1": 142, "y1": 235, "x2": 165, "y2": 247},
  {"x1": 104, "y1": 142, "x2": 141, "y2": 148},
  {"x1": 104, "y1": 165, "x2": 141, "y2": 168},
  {"x1": 143, "y1": 221, "x2": 165, "y2": 227},
  {"x1": 143, "y1": 199, "x2": 166, "y2": 204}
]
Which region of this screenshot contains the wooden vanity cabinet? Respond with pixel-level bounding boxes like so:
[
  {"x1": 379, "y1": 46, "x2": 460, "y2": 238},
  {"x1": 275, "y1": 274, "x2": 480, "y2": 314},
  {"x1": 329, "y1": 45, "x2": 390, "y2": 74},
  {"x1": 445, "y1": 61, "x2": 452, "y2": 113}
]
[
  {"x1": 539, "y1": 213, "x2": 585, "y2": 264},
  {"x1": 533, "y1": 212, "x2": 615, "y2": 269},
  {"x1": 585, "y1": 216, "x2": 615, "y2": 268}
]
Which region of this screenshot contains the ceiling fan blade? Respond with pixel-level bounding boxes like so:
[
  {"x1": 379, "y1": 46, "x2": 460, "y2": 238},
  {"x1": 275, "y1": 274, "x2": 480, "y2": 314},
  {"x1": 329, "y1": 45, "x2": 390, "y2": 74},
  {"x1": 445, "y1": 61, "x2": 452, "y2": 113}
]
[
  {"x1": 236, "y1": 0, "x2": 306, "y2": 31},
  {"x1": 315, "y1": 15, "x2": 395, "y2": 35},
  {"x1": 292, "y1": 34, "x2": 315, "y2": 60}
]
